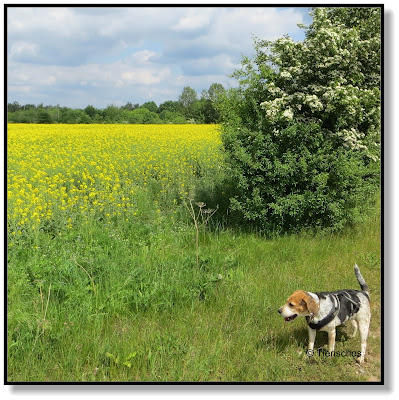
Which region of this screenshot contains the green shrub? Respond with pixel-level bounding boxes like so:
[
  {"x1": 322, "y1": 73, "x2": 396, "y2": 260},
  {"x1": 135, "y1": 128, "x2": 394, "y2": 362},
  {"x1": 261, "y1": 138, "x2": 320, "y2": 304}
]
[{"x1": 223, "y1": 121, "x2": 378, "y2": 233}]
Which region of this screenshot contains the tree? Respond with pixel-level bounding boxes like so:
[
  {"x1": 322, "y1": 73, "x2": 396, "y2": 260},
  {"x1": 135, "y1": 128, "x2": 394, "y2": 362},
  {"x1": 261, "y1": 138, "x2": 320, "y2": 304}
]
[
  {"x1": 179, "y1": 86, "x2": 198, "y2": 119},
  {"x1": 179, "y1": 86, "x2": 197, "y2": 108},
  {"x1": 219, "y1": 7, "x2": 381, "y2": 234},
  {"x1": 159, "y1": 109, "x2": 187, "y2": 124},
  {"x1": 84, "y1": 105, "x2": 97, "y2": 118},
  {"x1": 37, "y1": 110, "x2": 52, "y2": 124},
  {"x1": 60, "y1": 108, "x2": 82, "y2": 124},
  {"x1": 126, "y1": 108, "x2": 162, "y2": 124},
  {"x1": 77, "y1": 111, "x2": 91, "y2": 124},
  {"x1": 121, "y1": 102, "x2": 139, "y2": 111},
  {"x1": 8, "y1": 101, "x2": 21, "y2": 113},
  {"x1": 207, "y1": 83, "x2": 225, "y2": 103},
  {"x1": 140, "y1": 101, "x2": 158, "y2": 113},
  {"x1": 201, "y1": 83, "x2": 225, "y2": 123},
  {"x1": 104, "y1": 105, "x2": 122, "y2": 122},
  {"x1": 159, "y1": 100, "x2": 184, "y2": 114}
]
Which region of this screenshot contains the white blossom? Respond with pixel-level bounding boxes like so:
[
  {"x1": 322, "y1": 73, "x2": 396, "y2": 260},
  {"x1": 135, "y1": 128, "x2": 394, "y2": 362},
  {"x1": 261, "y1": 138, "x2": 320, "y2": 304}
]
[
  {"x1": 282, "y1": 108, "x2": 294, "y2": 120},
  {"x1": 280, "y1": 70, "x2": 292, "y2": 79},
  {"x1": 304, "y1": 94, "x2": 324, "y2": 111},
  {"x1": 254, "y1": 7, "x2": 379, "y2": 159}
]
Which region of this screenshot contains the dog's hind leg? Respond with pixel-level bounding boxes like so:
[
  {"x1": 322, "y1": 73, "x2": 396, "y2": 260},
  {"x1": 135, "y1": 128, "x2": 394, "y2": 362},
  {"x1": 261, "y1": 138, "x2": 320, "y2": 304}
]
[
  {"x1": 357, "y1": 315, "x2": 370, "y2": 364},
  {"x1": 349, "y1": 319, "x2": 358, "y2": 338}
]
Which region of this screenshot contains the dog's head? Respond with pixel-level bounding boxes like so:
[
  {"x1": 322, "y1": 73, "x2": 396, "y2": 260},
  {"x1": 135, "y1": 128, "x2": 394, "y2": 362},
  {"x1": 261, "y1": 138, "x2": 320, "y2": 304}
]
[{"x1": 278, "y1": 290, "x2": 319, "y2": 322}]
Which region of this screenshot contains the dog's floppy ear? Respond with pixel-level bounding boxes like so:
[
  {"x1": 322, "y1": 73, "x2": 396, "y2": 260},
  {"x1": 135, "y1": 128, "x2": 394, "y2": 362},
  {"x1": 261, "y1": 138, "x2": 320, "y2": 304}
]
[{"x1": 303, "y1": 293, "x2": 318, "y2": 315}]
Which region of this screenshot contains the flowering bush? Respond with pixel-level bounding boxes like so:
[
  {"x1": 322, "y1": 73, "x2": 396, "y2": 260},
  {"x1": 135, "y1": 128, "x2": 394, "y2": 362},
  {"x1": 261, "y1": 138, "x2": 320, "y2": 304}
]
[{"x1": 219, "y1": 7, "x2": 380, "y2": 233}]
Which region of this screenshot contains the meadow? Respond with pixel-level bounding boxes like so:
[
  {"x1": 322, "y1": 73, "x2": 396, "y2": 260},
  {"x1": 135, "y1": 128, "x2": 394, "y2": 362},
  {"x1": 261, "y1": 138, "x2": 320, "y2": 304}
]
[{"x1": 7, "y1": 124, "x2": 381, "y2": 382}]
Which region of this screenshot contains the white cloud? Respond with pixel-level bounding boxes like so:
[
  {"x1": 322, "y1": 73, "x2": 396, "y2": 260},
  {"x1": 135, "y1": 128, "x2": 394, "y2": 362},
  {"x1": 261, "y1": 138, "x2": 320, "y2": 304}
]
[
  {"x1": 7, "y1": 6, "x2": 309, "y2": 107},
  {"x1": 129, "y1": 50, "x2": 158, "y2": 64},
  {"x1": 9, "y1": 55, "x2": 172, "y2": 92},
  {"x1": 172, "y1": 8, "x2": 213, "y2": 32},
  {"x1": 8, "y1": 7, "x2": 78, "y2": 38},
  {"x1": 10, "y1": 41, "x2": 40, "y2": 58},
  {"x1": 8, "y1": 85, "x2": 32, "y2": 94},
  {"x1": 119, "y1": 66, "x2": 171, "y2": 86}
]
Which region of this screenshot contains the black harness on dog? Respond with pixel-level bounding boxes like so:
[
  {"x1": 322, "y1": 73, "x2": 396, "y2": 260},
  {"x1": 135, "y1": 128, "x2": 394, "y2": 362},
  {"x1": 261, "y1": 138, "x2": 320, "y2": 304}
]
[
  {"x1": 306, "y1": 290, "x2": 362, "y2": 330},
  {"x1": 306, "y1": 307, "x2": 339, "y2": 330}
]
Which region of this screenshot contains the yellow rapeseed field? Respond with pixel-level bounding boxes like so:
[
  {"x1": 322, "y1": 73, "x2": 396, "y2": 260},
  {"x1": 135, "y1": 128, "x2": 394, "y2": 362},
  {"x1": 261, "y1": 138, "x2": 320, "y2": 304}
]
[{"x1": 7, "y1": 124, "x2": 222, "y2": 234}]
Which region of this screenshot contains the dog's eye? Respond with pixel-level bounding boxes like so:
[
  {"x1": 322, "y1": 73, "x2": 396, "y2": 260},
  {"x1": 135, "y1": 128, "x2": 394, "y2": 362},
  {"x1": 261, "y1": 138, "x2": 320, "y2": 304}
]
[{"x1": 289, "y1": 302, "x2": 294, "y2": 307}]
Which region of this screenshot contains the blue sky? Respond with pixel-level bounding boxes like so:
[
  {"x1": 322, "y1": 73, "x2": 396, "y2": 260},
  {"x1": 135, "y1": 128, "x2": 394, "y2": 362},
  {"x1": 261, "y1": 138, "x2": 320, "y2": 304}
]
[{"x1": 7, "y1": 6, "x2": 312, "y2": 108}]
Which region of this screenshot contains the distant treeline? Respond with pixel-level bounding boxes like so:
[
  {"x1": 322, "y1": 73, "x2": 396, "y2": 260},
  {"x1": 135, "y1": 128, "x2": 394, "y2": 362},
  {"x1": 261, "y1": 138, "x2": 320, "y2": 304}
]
[{"x1": 7, "y1": 84, "x2": 225, "y2": 125}]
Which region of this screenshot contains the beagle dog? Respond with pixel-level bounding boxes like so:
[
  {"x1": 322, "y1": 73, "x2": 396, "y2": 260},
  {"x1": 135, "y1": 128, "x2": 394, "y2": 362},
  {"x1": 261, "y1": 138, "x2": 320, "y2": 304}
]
[{"x1": 278, "y1": 264, "x2": 371, "y2": 363}]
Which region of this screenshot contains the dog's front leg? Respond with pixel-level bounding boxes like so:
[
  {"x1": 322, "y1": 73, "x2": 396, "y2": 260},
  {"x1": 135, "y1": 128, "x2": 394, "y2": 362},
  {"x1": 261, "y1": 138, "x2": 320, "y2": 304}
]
[
  {"x1": 307, "y1": 326, "x2": 316, "y2": 356},
  {"x1": 327, "y1": 328, "x2": 336, "y2": 352}
]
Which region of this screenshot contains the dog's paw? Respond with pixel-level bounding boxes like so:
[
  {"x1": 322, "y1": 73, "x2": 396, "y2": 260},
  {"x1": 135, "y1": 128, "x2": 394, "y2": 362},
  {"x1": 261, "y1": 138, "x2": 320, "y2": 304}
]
[{"x1": 356, "y1": 356, "x2": 365, "y2": 364}]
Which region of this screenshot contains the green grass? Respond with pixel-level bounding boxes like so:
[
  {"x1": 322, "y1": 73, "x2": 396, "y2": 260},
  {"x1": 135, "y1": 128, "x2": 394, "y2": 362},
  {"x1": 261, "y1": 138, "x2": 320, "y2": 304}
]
[{"x1": 7, "y1": 190, "x2": 381, "y2": 382}]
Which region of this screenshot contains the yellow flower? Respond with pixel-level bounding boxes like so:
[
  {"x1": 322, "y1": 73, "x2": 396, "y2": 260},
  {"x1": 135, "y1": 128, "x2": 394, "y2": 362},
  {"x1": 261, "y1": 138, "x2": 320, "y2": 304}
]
[{"x1": 7, "y1": 123, "x2": 222, "y2": 232}]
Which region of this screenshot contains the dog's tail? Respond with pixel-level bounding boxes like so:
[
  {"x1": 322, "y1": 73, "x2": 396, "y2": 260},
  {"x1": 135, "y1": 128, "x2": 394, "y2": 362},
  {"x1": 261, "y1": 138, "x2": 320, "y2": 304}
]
[{"x1": 354, "y1": 264, "x2": 369, "y2": 295}]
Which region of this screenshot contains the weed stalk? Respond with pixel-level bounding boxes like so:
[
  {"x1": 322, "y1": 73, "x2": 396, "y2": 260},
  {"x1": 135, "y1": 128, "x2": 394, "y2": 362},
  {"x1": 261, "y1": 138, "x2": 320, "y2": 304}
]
[{"x1": 184, "y1": 198, "x2": 218, "y2": 269}]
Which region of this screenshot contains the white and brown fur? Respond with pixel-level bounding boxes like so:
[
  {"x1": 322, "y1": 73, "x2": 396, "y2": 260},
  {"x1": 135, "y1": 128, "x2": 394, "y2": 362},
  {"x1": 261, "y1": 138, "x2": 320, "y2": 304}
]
[{"x1": 278, "y1": 264, "x2": 371, "y2": 363}]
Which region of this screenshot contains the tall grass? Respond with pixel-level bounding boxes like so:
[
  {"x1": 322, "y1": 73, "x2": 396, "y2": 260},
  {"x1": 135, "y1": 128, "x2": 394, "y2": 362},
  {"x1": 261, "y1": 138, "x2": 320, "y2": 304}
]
[
  {"x1": 7, "y1": 195, "x2": 380, "y2": 382},
  {"x1": 7, "y1": 124, "x2": 380, "y2": 382}
]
